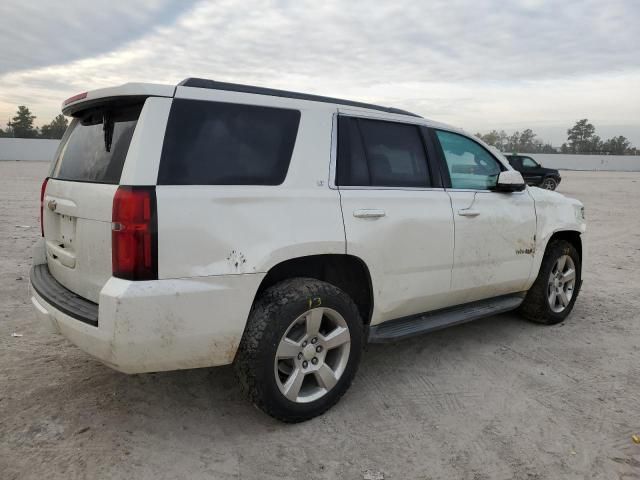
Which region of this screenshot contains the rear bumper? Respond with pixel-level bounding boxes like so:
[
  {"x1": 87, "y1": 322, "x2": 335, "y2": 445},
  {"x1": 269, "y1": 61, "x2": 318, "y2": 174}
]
[
  {"x1": 30, "y1": 265, "x2": 98, "y2": 326},
  {"x1": 30, "y1": 263, "x2": 264, "y2": 374}
]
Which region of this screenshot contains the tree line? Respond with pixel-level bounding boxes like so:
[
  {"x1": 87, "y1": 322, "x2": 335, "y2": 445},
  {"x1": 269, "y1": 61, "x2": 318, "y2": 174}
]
[
  {"x1": 476, "y1": 119, "x2": 638, "y2": 155},
  {"x1": 0, "y1": 106, "x2": 68, "y2": 140},
  {"x1": 2, "y1": 105, "x2": 638, "y2": 155}
]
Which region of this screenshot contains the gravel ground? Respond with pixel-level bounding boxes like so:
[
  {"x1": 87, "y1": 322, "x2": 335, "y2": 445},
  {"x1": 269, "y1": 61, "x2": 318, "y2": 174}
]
[{"x1": 1, "y1": 161, "x2": 639, "y2": 480}]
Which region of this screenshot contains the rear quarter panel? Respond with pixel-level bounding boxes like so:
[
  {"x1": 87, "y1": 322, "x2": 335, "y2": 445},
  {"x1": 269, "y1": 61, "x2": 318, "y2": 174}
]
[{"x1": 156, "y1": 89, "x2": 345, "y2": 279}]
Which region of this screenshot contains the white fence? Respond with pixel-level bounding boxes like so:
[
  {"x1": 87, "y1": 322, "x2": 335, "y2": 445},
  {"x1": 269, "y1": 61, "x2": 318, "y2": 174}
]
[
  {"x1": 515, "y1": 153, "x2": 640, "y2": 172},
  {"x1": 1, "y1": 138, "x2": 639, "y2": 171},
  {"x1": 0, "y1": 138, "x2": 59, "y2": 162}
]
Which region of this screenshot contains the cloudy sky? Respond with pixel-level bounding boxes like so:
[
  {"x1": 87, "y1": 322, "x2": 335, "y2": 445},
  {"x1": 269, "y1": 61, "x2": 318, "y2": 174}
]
[{"x1": 1, "y1": 0, "x2": 639, "y2": 146}]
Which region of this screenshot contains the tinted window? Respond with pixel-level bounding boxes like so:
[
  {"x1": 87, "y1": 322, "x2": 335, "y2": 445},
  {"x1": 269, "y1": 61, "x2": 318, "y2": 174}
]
[
  {"x1": 158, "y1": 100, "x2": 300, "y2": 185},
  {"x1": 51, "y1": 103, "x2": 141, "y2": 184},
  {"x1": 507, "y1": 156, "x2": 522, "y2": 168},
  {"x1": 336, "y1": 117, "x2": 369, "y2": 186},
  {"x1": 435, "y1": 130, "x2": 503, "y2": 190},
  {"x1": 336, "y1": 117, "x2": 430, "y2": 187}
]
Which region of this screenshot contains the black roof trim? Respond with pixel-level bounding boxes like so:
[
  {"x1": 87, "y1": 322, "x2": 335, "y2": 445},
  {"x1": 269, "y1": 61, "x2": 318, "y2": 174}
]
[{"x1": 178, "y1": 78, "x2": 422, "y2": 118}]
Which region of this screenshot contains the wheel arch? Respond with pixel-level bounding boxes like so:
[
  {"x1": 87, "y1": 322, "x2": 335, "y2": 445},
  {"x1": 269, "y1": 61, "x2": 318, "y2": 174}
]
[
  {"x1": 524, "y1": 227, "x2": 584, "y2": 301},
  {"x1": 546, "y1": 229, "x2": 582, "y2": 260},
  {"x1": 253, "y1": 254, "x2": 374, "y2": 325}
]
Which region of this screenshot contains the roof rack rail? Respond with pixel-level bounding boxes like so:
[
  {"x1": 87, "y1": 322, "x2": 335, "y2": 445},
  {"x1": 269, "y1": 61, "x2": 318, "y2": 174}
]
[{"x1": 178, "y1": 78, "x2": 422, "y2": 118}]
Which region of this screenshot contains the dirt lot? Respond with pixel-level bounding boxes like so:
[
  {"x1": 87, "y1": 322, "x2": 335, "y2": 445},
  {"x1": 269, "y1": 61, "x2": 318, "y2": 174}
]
[{"x1": 1, "y1": 161, "x2": 639, "y2": 480}]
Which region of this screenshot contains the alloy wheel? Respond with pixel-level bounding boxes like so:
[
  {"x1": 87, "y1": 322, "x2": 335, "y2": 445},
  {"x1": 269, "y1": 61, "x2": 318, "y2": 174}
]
[
  {"x1": 547, "y1": 254, "x2": 576, "y2": 313},
  {"x1": 543, "y1": 178, "x2": 557, "y2": 190},
  {"x1": 274, "y1": 307, "x2": 351, "y2": 403}
]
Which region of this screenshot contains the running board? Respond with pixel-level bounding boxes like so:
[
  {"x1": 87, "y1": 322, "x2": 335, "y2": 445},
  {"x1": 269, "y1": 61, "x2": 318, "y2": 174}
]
[{"x1": 368, "y1": 294, "x2": 525, "y2": 343}]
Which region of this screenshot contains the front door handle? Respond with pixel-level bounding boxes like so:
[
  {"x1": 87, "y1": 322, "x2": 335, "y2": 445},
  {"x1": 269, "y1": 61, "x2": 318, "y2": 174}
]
[
  {"x1": 458, "y1": 209, "x2": 480, "y2": 217},
  {"x1": 353, "y1": 209, "x2": 386, "y2": 219}
]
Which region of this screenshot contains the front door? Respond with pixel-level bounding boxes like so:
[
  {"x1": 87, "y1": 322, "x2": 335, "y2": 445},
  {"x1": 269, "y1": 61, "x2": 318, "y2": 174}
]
[{"x1": 431, "y1": 130, "x2": 537, "y2": 304}]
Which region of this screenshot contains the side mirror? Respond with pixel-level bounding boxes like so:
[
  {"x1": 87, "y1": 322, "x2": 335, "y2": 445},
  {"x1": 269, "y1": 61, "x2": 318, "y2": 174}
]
[{"x1": 494, "y1": 170, "x2": 526, "y2": 192}]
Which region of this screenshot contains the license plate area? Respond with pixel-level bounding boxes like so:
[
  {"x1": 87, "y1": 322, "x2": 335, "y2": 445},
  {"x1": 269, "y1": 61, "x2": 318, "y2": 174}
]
[
  {"x1": 46, "y1": 213, "x2": 77, "y2": 269},
  {"x1": 58, "y1": 214, "x2": 77, "y2": 250}
]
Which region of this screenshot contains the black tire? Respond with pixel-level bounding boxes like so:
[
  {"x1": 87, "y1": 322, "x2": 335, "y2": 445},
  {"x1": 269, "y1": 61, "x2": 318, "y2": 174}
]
[
  {"x1": 234, "y1": 278, "x2": 363, "y2": 422},
  {"x1": 541, "y1": 177, "x2": 558, "y2": 190},
  {"x1": 519, "y1": 239, "x2": 581, "y2": 324}
]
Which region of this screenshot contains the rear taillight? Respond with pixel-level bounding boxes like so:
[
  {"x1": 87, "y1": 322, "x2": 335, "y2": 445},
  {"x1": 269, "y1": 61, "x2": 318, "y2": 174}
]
[
  {"x1": 40, "y1": 177, "x2": 49, "y2": 237},
  {"x1": 111, "y1": 186, "x2": 158, "y2": 281}
]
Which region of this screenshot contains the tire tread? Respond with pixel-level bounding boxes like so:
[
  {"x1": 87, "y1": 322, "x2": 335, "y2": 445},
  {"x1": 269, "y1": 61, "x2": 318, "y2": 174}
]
[
  {"x1": 235, "y1": 278, "x2": 362, "y2": 422},
  {"x1": 520, "y1": 239, "x2": 581, "y2": 324}
]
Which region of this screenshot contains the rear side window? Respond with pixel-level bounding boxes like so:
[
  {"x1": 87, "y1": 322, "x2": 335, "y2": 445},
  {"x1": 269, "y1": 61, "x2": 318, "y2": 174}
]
[
  {"x1": 51, "y1": 103, "x2": 142, "y2": 184},
  {"x1": 336, "y1": 117, "x2": 369, "y2": 186},
  {"x1": 158, "y1": 99, "x2": 300, "y2": 185},
  {"x1": 337, "y1": 117, "x2": 430, "y2": 187}
]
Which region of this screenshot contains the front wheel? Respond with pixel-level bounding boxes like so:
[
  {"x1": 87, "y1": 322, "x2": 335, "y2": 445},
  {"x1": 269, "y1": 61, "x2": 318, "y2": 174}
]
[
  {"x1": 519, "y1": 239, "x2": 581, "y2": 324},
  {"x1": 542, "y1": 177, "x2": 558, "y2": 190},
  {"x1": 234, "y1": 278, "x2": 363, "y2": 422}
]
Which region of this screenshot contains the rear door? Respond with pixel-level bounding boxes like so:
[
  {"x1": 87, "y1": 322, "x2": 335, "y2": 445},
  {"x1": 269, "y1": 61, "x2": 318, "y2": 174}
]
[
  {"x1": 337, "y1": 114, "x2": 455, "y2": 324},
  {"x1": 431, "y1": 129, "x2": 536, "y2": 304},
  {"x1": 43, "y1": 102, "x2": 143, "y2": 302}
]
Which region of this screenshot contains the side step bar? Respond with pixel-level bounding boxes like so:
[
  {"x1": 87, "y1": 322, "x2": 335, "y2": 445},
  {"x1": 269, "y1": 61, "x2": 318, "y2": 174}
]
[{"x1": 368, "y1": 294, "x2": 525, "y2": 343}]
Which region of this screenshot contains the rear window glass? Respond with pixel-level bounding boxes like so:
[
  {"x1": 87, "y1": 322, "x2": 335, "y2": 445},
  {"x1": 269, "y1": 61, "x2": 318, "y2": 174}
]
[
  {"x1": 158, "y1": 99, "x2": 301, "y2": 185},
  {"x1": 337, "y1": 116, "x2": 431, "y2": 187},
  {"x1": 51, "y1": 103, "x2": 142, "y2": 184}
]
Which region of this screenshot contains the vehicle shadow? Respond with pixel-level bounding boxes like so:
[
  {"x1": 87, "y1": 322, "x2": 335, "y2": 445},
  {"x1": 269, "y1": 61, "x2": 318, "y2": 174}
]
[{"x1": 48, "y1": 311, "x2": 531, "y2": 434}]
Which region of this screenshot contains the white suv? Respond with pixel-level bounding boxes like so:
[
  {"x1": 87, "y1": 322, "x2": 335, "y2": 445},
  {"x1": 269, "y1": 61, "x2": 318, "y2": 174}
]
[{"x1": 30, "y1": 78, "x2": 586, "y2": 422}]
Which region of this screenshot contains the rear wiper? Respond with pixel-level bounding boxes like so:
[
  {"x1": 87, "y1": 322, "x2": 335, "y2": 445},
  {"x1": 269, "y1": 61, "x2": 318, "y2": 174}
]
[{"x1": 102, "y1": 110, "x2": 114, "y2": 152}]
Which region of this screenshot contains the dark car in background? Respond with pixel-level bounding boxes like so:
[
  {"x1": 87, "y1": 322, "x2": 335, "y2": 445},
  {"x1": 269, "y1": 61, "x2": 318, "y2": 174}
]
[{"x1": 505, "y1": 154, "x2": 562, "y2": 190}]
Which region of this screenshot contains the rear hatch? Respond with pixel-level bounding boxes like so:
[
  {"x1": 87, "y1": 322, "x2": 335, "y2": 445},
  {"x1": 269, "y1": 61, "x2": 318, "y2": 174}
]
[{"x1": 43, "y1": 102, "x2": 142, "y2": 303}]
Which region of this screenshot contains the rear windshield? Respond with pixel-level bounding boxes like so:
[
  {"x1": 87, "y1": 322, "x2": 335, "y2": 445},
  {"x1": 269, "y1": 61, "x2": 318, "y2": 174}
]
[
  {"x1": 50, "y1": 103, "x2": 142, "y2": 184},
  {"x1": 158, "y1": 99, "x2": 300, "y2": 185}
]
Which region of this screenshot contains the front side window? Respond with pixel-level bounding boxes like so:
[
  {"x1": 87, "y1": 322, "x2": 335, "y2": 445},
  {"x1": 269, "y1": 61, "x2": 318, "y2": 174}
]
[
  {"x1": 435, "y1": 130, "x2": 503, "y2": 190},
  {"x1": 521, "y1": 157, "x2": 538, "y2": 168},
  {"x1": 337, "y1": 117, "x2": 430, "y2": 187},
  {"x1": 158, "y1": 99, "x2": 300, "y2": 185}
]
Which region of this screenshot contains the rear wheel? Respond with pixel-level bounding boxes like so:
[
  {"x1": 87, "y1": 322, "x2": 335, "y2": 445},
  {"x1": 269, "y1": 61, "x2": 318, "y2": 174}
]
[
  {"x1": 542, "y1": 177, "x2": 558, "y2": 190},
  {"x1": 520, "y1": 239, "x2": 581, "y2": 324},
  {"x1": 235, "y1": 278, "x2": 363, "y2": 422}
]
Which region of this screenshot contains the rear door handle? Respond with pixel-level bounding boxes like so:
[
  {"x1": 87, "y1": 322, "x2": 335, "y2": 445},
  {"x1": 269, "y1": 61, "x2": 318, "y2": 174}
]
[
  {"x1": 353, "y1": 209, "x2": 386, "y2": 219},
  {"x1": 458, "y1": 209, "x2": 480, "y2": 217}
]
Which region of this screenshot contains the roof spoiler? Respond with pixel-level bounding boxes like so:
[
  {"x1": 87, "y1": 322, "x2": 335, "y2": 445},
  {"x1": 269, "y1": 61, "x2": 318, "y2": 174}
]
[{"x1": 62, "y1": 83, "x2": 176, "y2": 116}]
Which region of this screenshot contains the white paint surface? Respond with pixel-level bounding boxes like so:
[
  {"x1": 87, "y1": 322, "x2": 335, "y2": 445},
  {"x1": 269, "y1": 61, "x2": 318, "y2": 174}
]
[{"x1": 0, "y1": 138, "x2": 59, "y2": 161}]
